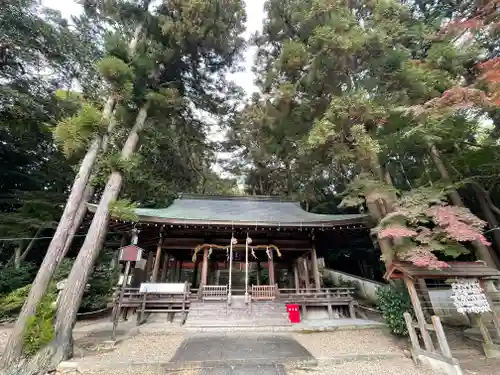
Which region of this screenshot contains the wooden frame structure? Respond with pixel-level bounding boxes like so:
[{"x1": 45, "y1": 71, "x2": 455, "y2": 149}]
[{"x1": 385, "y1": 261, "x2": 500, "y2": 364}]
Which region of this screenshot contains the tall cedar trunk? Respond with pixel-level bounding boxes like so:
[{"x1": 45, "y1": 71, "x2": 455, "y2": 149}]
[
  {"x1": 1, "y1": 18, "x2": 148, "y2": 366},
  {"x1": 0, "y1": 101, "x2": 111, "y2": 367},
  {"x1": 52, "y1": 104, "x2": 149, "y2": 359},
  {"x1": 427, "y1": 142, "x2": 498, "y2": 268},
  {"x1": 18, "y1": 224, "x2": 52, "y2": 265},
  {"x1": 473, "y1": 185, "x2": 500, "y2": 266},
  {"x1": 13, "y1": 242, "x2": 23, "y2": 270}
]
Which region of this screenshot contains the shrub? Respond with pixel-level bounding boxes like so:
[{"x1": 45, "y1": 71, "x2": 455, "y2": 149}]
[
  {"x1": 80, "y1": 249, "x2": 119, "y2": 312},
  {"x1": 0, "y1": 263, "x2": 36, "y2": 295},
  {"x1": 376, "y1": 283, "x2": 414, "y2": 336},
  {"x1": 0, "y1": 284, "x2": 31, "y2": 319},
  {"x1": 22, "y1": 287, "x2": 57, "y2": 357}
]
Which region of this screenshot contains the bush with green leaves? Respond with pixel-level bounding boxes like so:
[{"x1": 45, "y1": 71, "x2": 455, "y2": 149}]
[
  {"x1": 0, "y1": 262, "x2": 36, "y2": 295},
  {"x1": 22, "y1": 287, "x2": 57, "y2": 356},
  {"x1": 376, "y1": 283, "x2": 414, "y2": 336},
  {"x1": 80, "y1": 248, "x2": 119, "y2": 312}
]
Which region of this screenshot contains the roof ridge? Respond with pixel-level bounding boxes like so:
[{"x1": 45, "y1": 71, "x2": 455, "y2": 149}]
[{"x1": 177, "y1": 193, "x2": 296, "y2": 202}]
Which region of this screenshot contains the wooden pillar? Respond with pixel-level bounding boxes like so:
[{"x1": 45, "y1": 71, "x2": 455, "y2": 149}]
[
  {"x1": 177, "y1": 260, "x2": 184, "y2": 282},
  {"x1": 302, "y1": 256, "x2": 310, "y2": 290},
  {"x1": 151, "y1": 233, "x2": 163, "y2": 282},
  {"x1": 293, "y1": 261, "x2": 299, "y2": 292},
  {"x1": 256, "y1": 260, "x2": 261, "y2": 285},
  {"x1": 311, "y1": 246, "x2": 321, "y2": 290},
  {"x1": 192, "y1": 258, "x2": 199, "y2": 288},
  {"x1": 160, "y1": 253, "x2": 169, "y2": 282},
  {"x1": 405, "y1": 277, "x2": 434, "y2": 352},
  {"x1": 268, "y1": 249, "x2": 275, "y2": 285},
  {"x1": 145, "y1": 251, "x2": 154, "y2": 282},
  {"x1": 201, "y1": 248, "x2": 209, "y2": 286}
]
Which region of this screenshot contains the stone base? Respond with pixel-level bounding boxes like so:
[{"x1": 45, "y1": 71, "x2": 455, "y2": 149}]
[
  {"x1": 483, "y1": 342, "x2": 500, "y2": 358},
  {"x1": 413, "y1": 349, "x2": 463, "y2": 375}
]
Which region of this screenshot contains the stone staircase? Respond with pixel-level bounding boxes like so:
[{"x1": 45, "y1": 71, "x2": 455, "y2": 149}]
[{"x1": 184, "y1": 295, "x2": 290, "y2": 330}]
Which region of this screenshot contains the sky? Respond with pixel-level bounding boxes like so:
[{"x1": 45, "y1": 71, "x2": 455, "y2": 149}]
[
  {"x1": 41, "y1": 0, "x2": 266, "y2": 180},
  {"x1": 41, "y1": 0, "x2": 266, "y2": 96}
]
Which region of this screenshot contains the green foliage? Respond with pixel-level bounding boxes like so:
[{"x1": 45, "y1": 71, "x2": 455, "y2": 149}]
[
  {"x1": 0, "y1": 263, "x2": 36, "y2": 295},
  {"x1": 376, "y1": 284, "x2": 414, "y2": 336},
  {"x1": 97, "y1": 56, "x2": 135, "y2": 96},
  {"x1": 109, "y1": 199, "x2": 138, "y2": 221},
  {"x1": 81, "y1": 248, "x2": 119, "y2": 312},
  {"x1": 0, "y1": 285, "x2": 31, "y2": 320},
  {"x1": 54, "y1": 103, "x2": 106, "y2": 156},
  {"x1": 22, "y1": 287, "x2": 57, "y2": 357},
  {"x1": 0, "y1": 259, "x2": 72, "y2": 320}
]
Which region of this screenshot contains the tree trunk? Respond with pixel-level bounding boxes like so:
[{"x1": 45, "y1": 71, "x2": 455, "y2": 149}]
[
  {"x1": 474, "y1": 185, "x2": 500, "y2": 259},
  {"x1": 18, "y1": 224, "x2": 55, "y2": 265},
  {"x1": 13, "y1": 242, "x2": 24, "y2": 270},
  {"x1": 51, "y1": 104, "x2": 149, "y2": 359},
  {"x1": 427, "y1": 142, "x2": 498, "y2": 268},
  {"x1": 1, "y1": 17, "x2": 148, "y2": 365},
  {"x1": 0, "y1": 102, "x2": 111, "y2": 367}
]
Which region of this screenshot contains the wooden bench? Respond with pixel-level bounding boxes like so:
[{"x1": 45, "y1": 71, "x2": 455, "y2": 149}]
[
  {"x1": 280, "y1": 288, "x2": 357, "y2": 318},
  {"x1": 111, "y1": 287, "x2": 142, "y2": 321},
  {"x1": 251, "y1": 284, "x2": 278, "y2": 301},
  {"x1": 202, "y1": 285, "x2": 228, "y2": 301},
  {"x1": 136, "y1": 282, "x2": 190, "y2": 325}
]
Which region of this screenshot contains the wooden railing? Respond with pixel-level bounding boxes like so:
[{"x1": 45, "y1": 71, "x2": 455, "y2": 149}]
[
  {"x1": 202, "y1": 285, "x2": 228, "y2": 301},
  {"x1": 251, "y1": 284, "x2": 278, "y2": 300},
  {"x1": 278, "y1": 287, "x2": 355, "y2": 298},
  {"x1": 278, "y1": 287, "x2": 357, "y2": 318},
  {"x1": 136, "y1": 282, "x2": 190, "y2": 325}
]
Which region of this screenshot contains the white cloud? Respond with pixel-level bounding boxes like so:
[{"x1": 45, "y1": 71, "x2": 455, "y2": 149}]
[{"x1": 41, "y1": 0, "x2": 82, "y2": 19}]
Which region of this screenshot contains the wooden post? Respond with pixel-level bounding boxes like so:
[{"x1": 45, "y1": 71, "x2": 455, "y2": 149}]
[
  {"x1": 288, "y1": 262, "x2": 294, "y2": 288},
  {"x1": 294, "y1": 261, "x2": 299, "y2": 292},
  {"x1": 160, "y1": 252, "x2": 169, "y2": 282},
  {"x1": 405, "y1": 277, "x2": 434, "y2": 352},
  {"x1": 112, "y1": 260, "x2": 131, "y2": 340},
  {"x1": 201, "y1": 248, "x2": 209, "y2": 286},
  {"x1": 311, "y1": 246, "x2": 321, "y2": 290},
  {"x1": 432, "y1": 315, "x2": 452, "y2": 358},
  {"x1": 404, "y1": 312, "x2": 420, "y2": 352},
  {"x1": 256, "y1": 260, "x2": 262, "y2": 285},
  {"x1": 302, "y1": 257, "x2": 310, "y2": 290},
  {"x1": 268, "y1": 248, "x2": 275, "y2": 285},
  {"x1": 145, "y1": 251, "x2": 154, "y2": 282},
  {"x1": 177, "y1": 260, "x2": 184, "y2": 282},
  {"x1": 151, "y1": 233, "x2": 163, "y2": 282},
  {"x1": 192, "y1": 258, "x2": 199, "y2": 288}
]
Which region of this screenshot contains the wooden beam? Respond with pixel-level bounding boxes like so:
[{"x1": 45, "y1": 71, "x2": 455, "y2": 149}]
[
  {"x1": 405, "y1": 277, "x2": 434, "y2": 352},
  {"x1": 151, "y1": 233, "x2": 163, "y2": 282},
  {"x1": 311, "y1": 246, "x2": 321, "y2": 290}
]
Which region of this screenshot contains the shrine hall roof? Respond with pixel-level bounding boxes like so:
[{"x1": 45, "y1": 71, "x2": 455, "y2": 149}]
[{"x1": 93, "y1": 194, "x2": 368, "y2": 228}]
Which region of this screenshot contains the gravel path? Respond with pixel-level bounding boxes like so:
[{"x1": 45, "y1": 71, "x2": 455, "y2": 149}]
[
  {"x1": 292, "y1": 329, "x2": 403, "y2": 358},
  {"x1": 76, "y1": 332, "x2": 185, "y2": 369},
  {"x1": 0, "y1": 325, "x2": 12, "y2": 354},
  {"x1": 288, "y1": 358, "x2": 438, "y2": 375},
  {"x1": 71, "y1": 367, "x2": 199, "y2": 375}
]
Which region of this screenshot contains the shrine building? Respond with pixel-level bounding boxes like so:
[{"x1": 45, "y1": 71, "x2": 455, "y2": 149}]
[{"x1": 92, "y1": 194, "x2": 371, "y2": 326}]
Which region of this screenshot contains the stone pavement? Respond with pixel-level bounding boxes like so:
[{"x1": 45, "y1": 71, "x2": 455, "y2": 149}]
[
  {"x1": 199, "y1": 364, "x2": 287, "y2": 375},
  {"x1": 169, "y1": 333, "x2": 315, "y2": 367}
]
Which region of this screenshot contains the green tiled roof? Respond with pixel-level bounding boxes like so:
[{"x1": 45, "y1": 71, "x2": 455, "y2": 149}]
[{"x1": 92, "y1": 194, "x2": 368, "y2": 227}]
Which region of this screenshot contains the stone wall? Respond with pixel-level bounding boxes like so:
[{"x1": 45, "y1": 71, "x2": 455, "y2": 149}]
[{"x1": 322, "y1": 269, "x2": 384, "y2": 304}]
